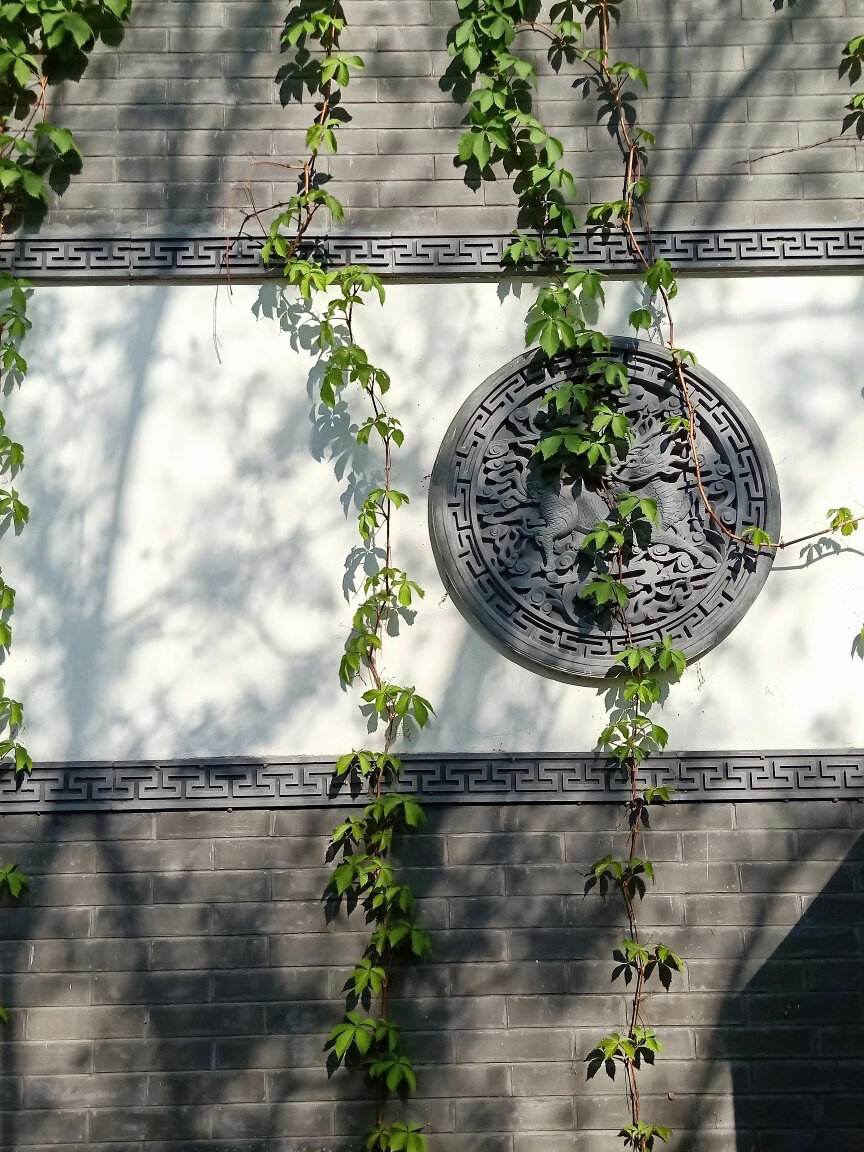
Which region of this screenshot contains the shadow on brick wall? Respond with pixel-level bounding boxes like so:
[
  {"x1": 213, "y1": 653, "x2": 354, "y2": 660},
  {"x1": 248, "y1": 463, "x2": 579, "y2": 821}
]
[{"x1": 724, "y1": 829, "x2": 864, "y2": 1152}]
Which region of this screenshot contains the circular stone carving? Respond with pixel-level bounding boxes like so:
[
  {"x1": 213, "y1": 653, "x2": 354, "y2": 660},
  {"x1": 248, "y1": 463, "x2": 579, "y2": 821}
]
[{"x1": 429, "y1": 339, "x2": 780, "y2": 681}]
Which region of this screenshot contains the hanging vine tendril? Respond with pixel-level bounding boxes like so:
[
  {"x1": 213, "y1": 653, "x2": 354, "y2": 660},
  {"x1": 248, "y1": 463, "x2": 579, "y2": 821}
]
[
  {"x1": 236, "y1": 4, "x2": 434, "y2": 1149},
  {"x1": 446, "y1": 2, "x2": 863, "y2": 1148}
]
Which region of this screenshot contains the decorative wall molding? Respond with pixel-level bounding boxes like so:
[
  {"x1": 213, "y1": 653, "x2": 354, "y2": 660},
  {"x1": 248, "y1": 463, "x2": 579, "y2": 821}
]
[
  {"x1": 2, "y1": 228, "x2": 864, "y2": 280},
  {"x1": 0, "y1": 752, "x2": 861, "y2": 812}
]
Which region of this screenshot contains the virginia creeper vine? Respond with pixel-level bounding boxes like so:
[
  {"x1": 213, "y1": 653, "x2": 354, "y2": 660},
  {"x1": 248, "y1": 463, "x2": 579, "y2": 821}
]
[
  {"x1": 258, "y1": 4, "x2": 433, "y2": 1149},
  {"x1": 448, "y1": 1, "x2": 861, "y2": 1148},
  {"x1": 227, "y1": 3, "x2": 863, "y2": 1148}
]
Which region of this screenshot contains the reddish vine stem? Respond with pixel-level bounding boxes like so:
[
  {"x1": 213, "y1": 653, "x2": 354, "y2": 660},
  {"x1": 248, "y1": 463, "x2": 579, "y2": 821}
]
[{"x1": 588, "y1": 41, "x2": 860, "y2": 558}]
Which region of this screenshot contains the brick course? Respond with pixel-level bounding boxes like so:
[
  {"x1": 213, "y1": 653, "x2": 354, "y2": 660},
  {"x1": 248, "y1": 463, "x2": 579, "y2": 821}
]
[
  {"x1": 33, "y1": 1, "x2": 864, "y2": 236},
  {"x1": 0, "y1": 801, "x2": 860, "y2": 1150}
]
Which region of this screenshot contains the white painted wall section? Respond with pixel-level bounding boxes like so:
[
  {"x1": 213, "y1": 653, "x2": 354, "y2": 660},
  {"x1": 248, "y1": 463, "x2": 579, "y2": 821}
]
[{"x1": 4, "y1": 275, "x2": 863, "y2": 760}]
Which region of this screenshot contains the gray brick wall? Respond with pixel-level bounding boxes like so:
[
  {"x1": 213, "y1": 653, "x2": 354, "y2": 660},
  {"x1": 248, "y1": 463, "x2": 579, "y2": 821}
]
[
  {"x1": 0, "y1": 800, "x2": 862, "y2": 1151},
  {"x1": 37, "y1": 0, "x2": 864, "y2": 236}
]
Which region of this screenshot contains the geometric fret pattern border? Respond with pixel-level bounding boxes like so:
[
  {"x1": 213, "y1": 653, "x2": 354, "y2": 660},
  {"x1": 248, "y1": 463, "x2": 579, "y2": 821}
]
[
  {"x1": 1, "y1": 752, "x2": 862, "y2": 811},
  {"x1": 2, "y1": 229, "x2": 864, "y2": 280}
]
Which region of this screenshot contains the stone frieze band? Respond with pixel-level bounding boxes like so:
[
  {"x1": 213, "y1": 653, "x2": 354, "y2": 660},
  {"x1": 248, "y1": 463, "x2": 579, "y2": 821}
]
[
  {"x1": 0, "y1": 752, "x2": 861, "y2": 812},
  {"x1": 2, "y1": 228, "x2": 864, "y2": 280}
]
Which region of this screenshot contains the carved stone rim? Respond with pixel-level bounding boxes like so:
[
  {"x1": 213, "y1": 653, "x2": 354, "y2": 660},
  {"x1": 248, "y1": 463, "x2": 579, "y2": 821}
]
[{"x1": 429, "y1": 339, "x2": 781, "y2": 682}]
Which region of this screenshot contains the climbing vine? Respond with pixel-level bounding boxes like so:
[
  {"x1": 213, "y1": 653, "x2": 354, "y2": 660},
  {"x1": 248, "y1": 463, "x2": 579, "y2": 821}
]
[
  {"x1": 243, "y1": 1, "x2": 864, "y2": 1148},
  {"x1": 447, "y1": 0, "x2": 862, "y2": 1148},
  {"x1": 258, "y1": 4, "x2": 432, "y2": 1149},
  {"x1": 0, "y1": 0, "x2": 134, "y2": 1015}
]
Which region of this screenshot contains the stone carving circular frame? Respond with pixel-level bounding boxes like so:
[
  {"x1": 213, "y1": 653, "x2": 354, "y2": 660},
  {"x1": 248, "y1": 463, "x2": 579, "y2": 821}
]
[{"x1": 429, "y1": 339, "x2": 781, "y2": 681}]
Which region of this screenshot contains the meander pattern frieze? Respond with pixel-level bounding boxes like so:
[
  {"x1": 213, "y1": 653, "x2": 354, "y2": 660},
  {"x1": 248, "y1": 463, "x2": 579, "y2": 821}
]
[
  {"x1": 429, "y1": 341, "x2": 780, "y2": 680},
  {"x1": 2, "y1": 229, "x2": 864, "y2": 279},
  {"x1": 0, "y1": 753, "x2": 862, "y2": 811}
]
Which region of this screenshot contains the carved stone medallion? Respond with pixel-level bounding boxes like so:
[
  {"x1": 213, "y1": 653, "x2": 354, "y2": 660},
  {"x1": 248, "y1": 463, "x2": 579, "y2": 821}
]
[{"x1": 429, "y1": 339, "x2": 780, "y2": 680}]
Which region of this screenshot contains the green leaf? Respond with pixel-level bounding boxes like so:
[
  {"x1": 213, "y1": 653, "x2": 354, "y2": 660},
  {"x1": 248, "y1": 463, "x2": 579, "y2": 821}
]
[
  {"x1": 628, "y1": 307, "x2": 653, "y2": 332},
  {"x1": 0, "y1": 863, "x2": 27, "y2": 898},
  {"x1": 473, "y1": 131, "x2": 491, "y2": 169}
]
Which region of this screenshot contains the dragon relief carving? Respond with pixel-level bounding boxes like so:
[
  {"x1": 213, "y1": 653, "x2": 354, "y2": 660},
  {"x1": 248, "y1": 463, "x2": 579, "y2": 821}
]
[
  {"x1": 430, "y1": 343, "x2": 778, "y2": 677},
  {"x1": 478, "y1": 385, "x2": 734, "y2": 631}
]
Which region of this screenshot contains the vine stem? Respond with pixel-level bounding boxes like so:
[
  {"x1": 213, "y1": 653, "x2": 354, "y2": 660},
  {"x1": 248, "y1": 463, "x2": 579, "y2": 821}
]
[{"x1": 584, "y1": 43, "x2": 859, "y2": 562}]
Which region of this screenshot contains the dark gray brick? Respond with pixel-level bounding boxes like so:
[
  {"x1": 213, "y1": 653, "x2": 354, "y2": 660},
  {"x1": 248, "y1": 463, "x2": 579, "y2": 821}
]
[
  {"x1": 450, "y1": 962, "x2": 568, "y2": 997},
  {"x1": 394, "y1": 866, "x2": 504, "y2": 899},
  {"x1": 216, "y1": 1033, "x2": 334, "y2": 1070},
  {"x1": 212, "y1": 967, "x2": 324, "y2": 1002},
  {"x1": 0, "y1": 1041, "x2": 92, "y2": 1075},
  {"x1": 24, "y1": 1073, "x2": 146, "y2": 1107},
  {"x1": 746, "y1": 992, "x2": 864, "y2": 1024},
  {"x1": 88, "y1": 1106, "x2": 211, "y2": 1142},
  {"x1": 682, "y1": 894, "x2": 801, "y2": 925},
  {"x1": 335, "y1": 1097, "x2": 454, "y2": 1135},
  {"x1": 427, "y1": 929, "x2": 507, "y2": 963},
  {"x1": 92, "y1": 971, "x2": 209, "y2": 1005},
  {"x1": 31, "y1": 939, "x2": 148, "y2": 973},
  {"x1": 683, "y1": 830, "x2": 797, "y2": 861},
  {"x1": 214, "y1": 837, "x2": 327, "y2": 870},
  {"x1": 797, "y1": 828, "x2": 862, "y2": 858},
  {"x1": 25, "y1": 872, "x2": 151, "y2": 907},
  {"x1": 2, "y1": 974, "x2": 90, "y2": 1007},
  {"x1": 154, "y1": 871, "x2": 268, "y2": 903},
  {"x1": 214, "y1": 902, "x2": 323, "y2": 937},
  {"x1": 156, "y1": 811, "x2": 270, "y2": 839},
  {"x1": 449, "y1": 895, "x2": 564, "y2": 930},
  {"x1": 147, "y1": 1071, "x2": 266, "y2": 1104},
  {"x1": 578, "y1": 1092, "x2": 698, "y2": 1130},
  {"x1": 0, "y1": 843, "x2": 95, "y2": 874},
  {"x1": 506, "y1": 994, "x2": 629, "y2": 1028},
  {"x1": 98, "y1": 838, "x2": 212, "y2": 872},
  {"x1": 212, "y1": 1101, "x2": 334, "y2": 1137},
  {"x1": 455, "y1": 1027, "x2": 574, "y2": 1064},
  {"x1": 0, "y1": 1078, "x2": 21, "y2": 1107},
  {"x1": 457, "y1": 1096, "x2": 574, "y2": 1131},
  {"x1": 150, "y1": 1004, "x2": 265, "y2": 1037},
  {"x1": 152, "y1": 936, "x2": 267, "y2": 970},
  {"x1": 26, "y1": 1007, "x2": 148, "y2": 1040},
  {"x1": 741, "y1": 861, "x2": 855, "y2": 893},
  {"x1": 94, "y1": 1039, "x2": 212, "y2": 1072},
  {"x1": 94, "y1": 904, "x2": 210, "y2": 938},
  {"x1": 447, "y1": 832, "x2": 562, "y2": 866},
  {"x1": 736, "y1": 801, "x2": 853, "y2": 828},
  {"x1": 0, "y1": 814, "x2": 154, "y2": 842},
  {"x1": 565, "y1": 892, "x2": 684, "y2": 926},
  {"x1": 687, "y1": 958, "x2": 804, "y2": 993},
  {"x1": 564, "y1": 831, "x2": 680, "y2": 862},
  {"x1": 0, "y1": 1109, "x2": 88, "y2": 1144},
  {"x1": 751, "y1": 1058, "x2": 864, "y2": 1093},
  {"x1": 508, "y1": 928, "x2": 621, "y2": 961},
  {"x1": 743, "y1": 925, "x2": 859, "y2": 959}
]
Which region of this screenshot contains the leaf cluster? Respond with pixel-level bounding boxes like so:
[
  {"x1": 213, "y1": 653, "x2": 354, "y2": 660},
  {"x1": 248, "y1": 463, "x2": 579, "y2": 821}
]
[
  {"x1": 619, "y1": 1121, "x2": 671, "y2": 1151},
  {"x1": 588, "y1": 853, "x2": 655, "y2": 901},
  {"x1": 611, "y1": 938, "x2": 684, "y2": 991},
  {"x1": 841, "y1": 33, "x2": 864, "y2": 136},
  {"x1": 598, "y1": 713, "x2": 669, "y2": 766},
  {"x1": 0, "y1": 0, "x2": 130, "y2": 227},
  {"x1": 361, "y1": 684, "x2": 434, "y2": 733},
  {"x1": 828, "y1": 506, "x2": 859, "y2": 537},
  {"x1": 586, "y1": 1025, "x2": 663, "y2": 1080},
  {"x1": 366, "y1": 1121, "x2": 427, "y2": 1152}
]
